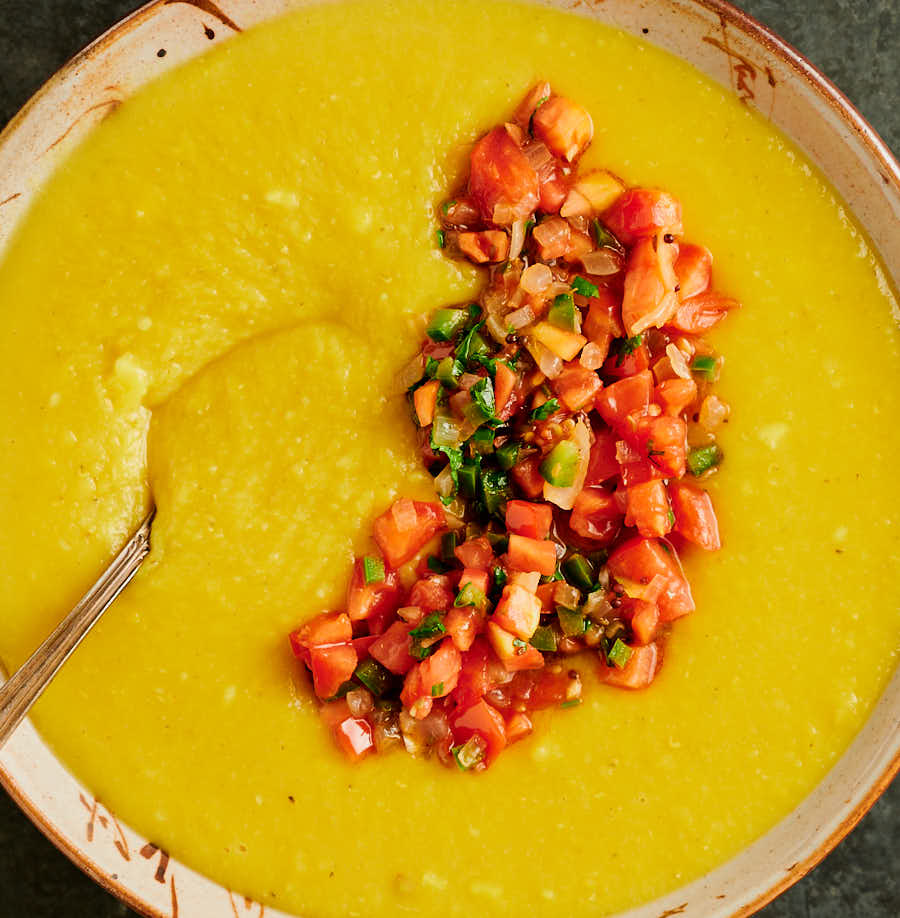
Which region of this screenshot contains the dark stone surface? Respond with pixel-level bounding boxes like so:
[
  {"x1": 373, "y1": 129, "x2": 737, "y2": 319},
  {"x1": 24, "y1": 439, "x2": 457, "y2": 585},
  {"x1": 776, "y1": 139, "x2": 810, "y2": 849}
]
[{"x1": 0, "y1": 1, "x2": 897, "y2": 916}]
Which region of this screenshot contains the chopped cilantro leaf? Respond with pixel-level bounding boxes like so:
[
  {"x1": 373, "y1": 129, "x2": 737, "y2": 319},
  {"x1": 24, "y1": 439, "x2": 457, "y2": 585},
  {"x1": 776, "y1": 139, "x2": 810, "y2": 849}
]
[{"x1": 530, "y1": 398, "x2": 560, "y2": 421}]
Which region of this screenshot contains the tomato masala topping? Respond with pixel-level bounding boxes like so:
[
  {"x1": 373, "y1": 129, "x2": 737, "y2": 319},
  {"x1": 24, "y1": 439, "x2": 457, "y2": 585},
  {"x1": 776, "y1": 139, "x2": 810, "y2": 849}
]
[{"x1": 287, "y1": 84, "x2": 737, "y2": 771}]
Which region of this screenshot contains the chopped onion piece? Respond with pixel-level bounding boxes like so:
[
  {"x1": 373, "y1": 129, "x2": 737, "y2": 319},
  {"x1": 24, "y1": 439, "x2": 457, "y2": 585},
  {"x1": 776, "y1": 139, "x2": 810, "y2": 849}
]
[
  {"x1": 485, "y1": 313, "x2": 510, "y2": 343},
  {"x1": 525, "y1": 337, "x2": 564, "y2": 379},
  {"x1": 544, "y1": 419, "x2": 592, "y2": 510},
  {"x1": 509, "y1": 219, "x2": 527, "y2": 260},
  {"x1": 580, "y1": 248, "x2": 622, "y2": 276},
  {"x1": 523, "y1": 140, "x2": 552, "y2": 171},
  {"x1": 458, "y1": 373, "x2": 481, "y2": 390},
  {"x1": 520, "y1": 262, "x2": 553, "y2": 295},
  {"x1": 579, "y1": 341, "x2": 606, "y2": 370},
  {"x1": 397, "y1": 354, "x2": 423, "y2": 390},
  {"x1": 554, "y1": 582, "x2": 581, "y2": 610},
  {"x1": 433, "y1": 464, "x2": 455, "y2": 500},
  {"x1": 666, "y1": 342, "x2": 692, "y2": 379},
  {"x1": 391, "y1": 498, "x2": 418, "y2": 532},
  {"x1": 443, "y1": 497, "x2": 467, "y2": 528},
  {"x1": 346, "y1": 688, "x2": 374, "y2": 718},
  {"x1": 560, "y1": 188, "x2": 592, "y2": 218},
  {"x1": 507, "y1": 304, "x2": 536, "y2": 330},
  {"x1": 699, "y1": 394, "x2": 730, "y2": 430}
]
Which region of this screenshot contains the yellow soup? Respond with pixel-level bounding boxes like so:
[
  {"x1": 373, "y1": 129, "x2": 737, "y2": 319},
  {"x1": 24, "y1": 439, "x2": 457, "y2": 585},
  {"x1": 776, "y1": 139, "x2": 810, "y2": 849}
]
[{"x1": 0, "y1": 1, "x2": 898, "y2": 915}]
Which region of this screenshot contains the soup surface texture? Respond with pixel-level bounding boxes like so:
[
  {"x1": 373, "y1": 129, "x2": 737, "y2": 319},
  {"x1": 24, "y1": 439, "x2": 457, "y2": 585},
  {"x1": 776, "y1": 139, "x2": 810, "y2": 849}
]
[{"x1": 0, "y1": 1, "x2": 898, "y2": 915}]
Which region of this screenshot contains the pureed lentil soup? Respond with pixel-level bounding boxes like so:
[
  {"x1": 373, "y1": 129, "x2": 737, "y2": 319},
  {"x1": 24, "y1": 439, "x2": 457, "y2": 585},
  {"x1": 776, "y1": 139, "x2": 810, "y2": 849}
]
[{"x1": 0, "y1": 0, "x2": 897, "y2": 914}]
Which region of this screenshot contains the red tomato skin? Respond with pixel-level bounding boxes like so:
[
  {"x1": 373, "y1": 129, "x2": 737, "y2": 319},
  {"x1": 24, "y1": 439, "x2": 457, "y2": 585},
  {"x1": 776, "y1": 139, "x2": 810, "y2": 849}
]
[
  {"x1": 655, "y1": 378, "x2": 697, "y2": 418},
  {"x1": 632, "y1": 415, "x2": 687, "y2": 479},
  {"x1": 494, "y1": 361, "x2": 519, "y2": 420},
  {"x1": 369, "y1": 621, "x2": 417, "y2": 675},
  {"x1": 506, "y1": 533, "x2": 558, "y2": 576},
  {"x1": 596, "y1": 371, "x2": 653, "y2": 435},
  {"x1": 667, "y1": 292, "x2": 739, "y2": 334},
  {"x1": 373, "y1": 500, "x2": 446, "y2": 568},
  {"x1": 505, "y1": 500, "x2": 553, "y2": 540},
  {"x1": 538, "y1": 171, "x2": 569, "y2": 214},
  {"x1": 585, "y1": 428, "x2": 620, "y2": 485},
  {"x1": 408, "y1": 575, "x2": 455, "y2": 613},
  {"x1": 620, "y1": 598, "x2": 661, "y2": 645},
  {"x1": 410, "y1": 639, "x2": 462, "y2": 703},
  {"x1": 608, "y1": 537, "x2": 694, "y2": 622},
  {"x1": 352, "y1": 634, "x2": 379, "y2": 660},
  {"x1": 669, "y1": 482, "x2": 722, "y2": 551},
  {"x1": 625, "y1": 479, "x2": 673, "y2": 539},
  {"x1": 505, "y1": 712, "x2": 534, "y2": 744},
  {"x1": 603, "y1": 189, "x2": 683, "y2": 245},
  {"x1": 290, "y1": 611, "x2": 353, "y2": 665},
  {"x1": 569, "y1": 488, "x2": 623, "y2": 544},
  {"x1": 468, "y1": 126, "x2": 540, "y2": 224},
  {"x1": 532, "y1": 95, "x2": 594, "y2": 163},
  {"x1": 451, "y1": 699, "x2": 508, "y2": 766},
  {"x1": 486, "y1": 621, "x2": 545, "y2": 672},
  {"x1": 454, "y1": 638, "x2": 494, "y2": 708},
  {"x1": 346, "y1": 558, "x2": 402, "y2": 622},
  {"x1": 673, "y1": 243, "x2": 712, "y2": 300},
  {"x1": 552, "y1": 362, "x2": 602, "y2": 411},
  {"x1": 444, "y1": 605, "x2": 485, "y2": 653},
  {"x1": 459, "y1": 567, "x2": 491, "y2": 596},
  {"x1": 454, "y1": 535, "x2": 495, "y2": 571},
  {"x1": 511, "y1": 456, "x2": 545, "y2": 499},
  {"x1": 602, "y1": 343, "x2": 651, "y2": 380},
  {"x1": 492, "y1": 583, "x2": 542, "y2": 640},
  {"x1": 310, "y1": 644, "x2": 358, "y2": 699},
  {"x1": 321, "y1": 700, "x2": 375, "y2": 762},
  {"x1": 599, "y1": 642, "x2": 662, "y2": 689},
  {"x1": 621, "y1": 234, "x2": 679, "y2": 336}
]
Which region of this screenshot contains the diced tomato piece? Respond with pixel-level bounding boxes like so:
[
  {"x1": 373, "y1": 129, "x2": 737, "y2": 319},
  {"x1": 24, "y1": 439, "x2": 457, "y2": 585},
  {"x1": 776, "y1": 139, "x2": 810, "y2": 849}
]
[
  {"x1": 655, "y1": 377, "x2": 697, "y2": 417},
  {"x1": 608, "y1": 537, "x2": 694, "y2": 622},
  {"x1": 602, "y1": 188, "x2": 683, "y2": 246},
  {"x1": 615, "y1": 437, "x2": 661, "y2": 487},
  {"x1": 632, "y1": 414, "x2": 687, "y2": 479},
  {"x1": 507, "y1": 533, "x2": 558, "y2": 576},
  {"x1": 569, "y1": 487, "x2": 623, "y2": 544},
  {"x1": 289, "y1": 611, "x2": 353, "y2": 665},
  {"x1": 346, "y1": 558, "x2": 401, "y2": 622},
  {"x1": 625, "y1": 479, "x2": 672, "y2": 539},
  {"x1": 667, "y1": 291, "x2": 739, "y2": 334},
  {"x1": 552, "y1": 361, "x2": 602, "y2": 411},
  {"x1": 451, "y1": 699, "x2": 508, "y2": 767},
  {"x1": 321, "y1": 700, "x2": 375, "y2": 762},
  {"x1": 408, "y1": 575, "x2": 455, "y2": 613},
  {"x1": 602, "y1": 341, "x2": 651, "y2": 380},
  {"x1": 620, "y1": 598, "x2": 661, "y2": 645},
  {"x1": 674, "y1": 243, "x2": 712, "y2": 300},
  {"x1": 505, "y1": 499, "x2": 553, "y2": 540},
  {"x1": 415, "y1": 639, "x2": 462, "y2": 701},
  {"x1": 373, "y1": 499, "x2": 446, "y2": 568},
  {"x1": 494, "y1": 361, "x2": 519, "y2": 420},
  {"x1": 492, "y1": 583, "x2": 542, "y2": 640},
  {"x1": 669, "y1": 481, "x2": 721, "y2": 551},
  {"x1": 458, "y1": 230, "x2": 510, "y2": 264},
  {"x1": 352, "y1": 634, "x2": 379, "y2": 660},
  {"x1": 444, "y1": 605, "x2": 485, "y2": 652},
  {"x1": 535, "y1": 581, "x2": 555, "y2": 610},
  {"x1": 309, "y1": 643, "x2": 357, "y2": 699},
  {"x1": 585, "y1": 428, "x2": 620, "y2": 485},
  {"x1": 468, "y1": 126, "x2": 539, "y2": 225},
  {"x1": 458, "y1": 567, "x2": 491, "y2": 596},
  {"x1": 508, "y1": 570, "x2": 541, "y2": 592},
  {"x1": 595, "y1": 371, "x2": 653, "y2": 435},
  {"x1": 454, "y1": 535, "x2": 495, "y2": 571},
  {"x1": 486, "y1": 621, "x2": 545, "y2": 672},
  {"x1": 511, "y1": 455, "x2": 545, "y2": 499},
  {"x1": 505, "y1": 712, "x2": 534, "y2": 744},
  {"x1": 622, "y1": 234, "x2": 679, "y2": 336},
  {"x1": 599, "y1": 642, "x2": 662, "y2": 689},
  {"x1": 413, "y1": 379, "x2": 440, "y2": 427},
  {"x1": 532, "y1": 95, "x2": 593, "y2": 163},
  {"x1": 369, "y1": 620, "x2": 416, "y2": 675},
  {"x1": 538, "y1": 168, "x2": 569, "y2": 214},
  {"x1": 583, "y1": 286, "x2": 623, "y2": 346},
  {"x1": 454, "y1": 638, "x2": 494, "y2": 708}
]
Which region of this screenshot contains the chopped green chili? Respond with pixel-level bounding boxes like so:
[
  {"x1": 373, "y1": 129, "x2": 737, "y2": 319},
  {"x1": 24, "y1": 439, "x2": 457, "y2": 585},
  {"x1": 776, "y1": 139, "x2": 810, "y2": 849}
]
[
  {"x1": 539, "y1": 439, "x2": 579, "y2": 487},
  {"x1": 409, "y1": 613, "x2": 446, "y2": 640},
  {"x1": 354, "y1": 659, "x2": 395, "y2": 697},
  {"x1": 480, "y1": 468, "x2": 512, "y2": 517},
  {"x1": 435, "y1": 355, "x2": 464, "y2": 386},
  {"x1": 691, "y1": 354, "x2": 718, "y2": 379},
  {"x1": 493, "y1": 565, "x2": 508, "y2": 591},
  {"x1": 557, "y1": 606, "x2": 588, "y2": 637},
  {"x1": 548, "y1": 293, "x2": 578, "y2": 331},
  {"x1": 426, "y1": 308, "x2": 468, "y2": 342},
  {"x1": 485, "y1": 531, "x2": 508, "y2": 555},
  {"x1": 458, "y1": 461, "x2": 480, "y2": 500},
  {"x1": 562, "y1": 553, "x2": 594, "y2": 592},
  {"x1": 427, "y1": 555, "x2": 450, "y2": 574},
  {"x1": 456, "y1": 321, "x2": 491, "y2": 364},
  {"x1": 430, "y1": 682, "x2": 444, "y2": 697},
  {"x1": 559, "y1": 698, "x2": 583, "y2": 709},
  {"x1": 530, "y1": 625, "x2": 558, "y2": 652},
  {"x1": 496, "y1": 440, "x2": 521, "y2": 471},
  {"x1": 607, "y1": 638, "x2": 633, "y2": 669},
  {"x1": 687, "y1": 443, "x2": 723, "y2": 476},
  {"x1": 362, "y1": 555, "x2": 385, "y2": 585},
  {"x1": 440, "y1": 531, "x2": 458, "y2": 564},
  {"x1": 436, "y1": 229, "x2": 446, "y2": 249},
  {"x1": 470, "y1": 428, "x2": 495, "y2": 455},
  {"x1": 452, "y1": 735, "x2": 486, "y2": 770},
  {"x1": 455, "y1": 582, "x2": 488, "y2": 611}
]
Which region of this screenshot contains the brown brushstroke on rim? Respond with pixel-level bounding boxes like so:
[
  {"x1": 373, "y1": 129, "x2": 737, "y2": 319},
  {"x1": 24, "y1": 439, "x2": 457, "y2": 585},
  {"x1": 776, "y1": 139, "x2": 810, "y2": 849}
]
[
  {"x1": 163, "y1": 0, "x2": 242, "y2": 33},
  {"x1": 0, "y1": 1, "x2": 896, "y2": 918},
  {"x1": 42, "y1": 98, "x2": 121, "y2": 155}
]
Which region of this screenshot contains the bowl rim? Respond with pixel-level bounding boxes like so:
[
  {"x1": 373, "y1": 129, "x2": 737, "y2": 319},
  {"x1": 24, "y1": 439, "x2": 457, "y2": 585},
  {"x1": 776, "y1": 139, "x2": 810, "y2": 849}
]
[{"x1": 0, "y1": 1, "x2": 898, "y2": 917}]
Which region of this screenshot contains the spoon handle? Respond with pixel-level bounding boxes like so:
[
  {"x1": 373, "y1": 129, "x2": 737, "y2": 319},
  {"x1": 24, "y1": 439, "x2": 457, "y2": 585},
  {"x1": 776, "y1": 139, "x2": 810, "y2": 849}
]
[{"x1": 0, "y1": 510, "x2": 155, "y2": 749}]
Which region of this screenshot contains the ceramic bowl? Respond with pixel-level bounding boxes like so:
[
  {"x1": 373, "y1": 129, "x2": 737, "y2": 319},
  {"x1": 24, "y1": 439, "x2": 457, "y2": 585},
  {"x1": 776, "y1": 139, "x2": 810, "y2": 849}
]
[{"x1": 0, "y1": 2, "x2": 897, "y2": 916}]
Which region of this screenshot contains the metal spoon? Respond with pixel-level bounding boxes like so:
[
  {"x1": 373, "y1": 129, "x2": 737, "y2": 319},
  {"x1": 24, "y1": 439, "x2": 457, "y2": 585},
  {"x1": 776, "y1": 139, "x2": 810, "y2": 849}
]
[{"x1": 0, "y1": 509, "x2": 155, "y2": 749}]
